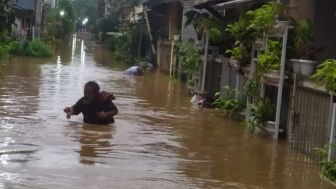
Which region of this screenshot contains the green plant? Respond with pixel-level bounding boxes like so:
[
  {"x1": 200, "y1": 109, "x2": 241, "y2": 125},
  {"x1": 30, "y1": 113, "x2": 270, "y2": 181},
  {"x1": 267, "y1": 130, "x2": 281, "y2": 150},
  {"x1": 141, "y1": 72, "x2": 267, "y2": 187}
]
[
  {"x1": 246, "y1": 2, "x2": 281, "y2": 35},
  {"x1": 0, "y1": 0, "x2": 15, "y2": 32},
  {"x1": 226, "y1": 45, "x2": 248, "y2": 61},
  {"x1": 55, "y1": 0, "x2": 77, "y2": 38},
  {"x1": 243, "y1": 78, "x2": 260, "y2": 98},
  {"x1": 312, "y1": 59, "x2": 336, "y2": 92},
  {"x1": 315, "y1": 146, "x2": 336, "y2": 182},
  {"x1": 9, "y1": 40, "x2": 52, "y2": 57},
  {"x1": 0, "y1": 31, "x2": 12, "y2": 58},
  {"x1": 178, "y1": 41, "x2": 201, "y2": 81},
  {"x1": 293, "y1": 19, "x2": 322, "y2": 60},
  {"x1": 258, "y1": 40, "x2": 281, "y2": 73},
  {"x1": 213, "y1": 86, "x2": 246, "y2": 117},
  {"x1": 226, "y1": 14, "x2": 255, "y2": 47},
  {"x1": 248, "y1": 98, "x2": 275, "y2": 129}
]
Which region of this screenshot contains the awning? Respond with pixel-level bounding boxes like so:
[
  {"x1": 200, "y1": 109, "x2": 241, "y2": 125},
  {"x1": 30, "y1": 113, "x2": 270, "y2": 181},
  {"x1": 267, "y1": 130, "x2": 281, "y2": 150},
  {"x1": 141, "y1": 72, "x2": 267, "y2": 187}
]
[
  {"x1": 141, "y1": 0, "x2": 180, "y2": 8},
  {"x1": 215, "y1": 0, "x2": 266, "y2": 10}
]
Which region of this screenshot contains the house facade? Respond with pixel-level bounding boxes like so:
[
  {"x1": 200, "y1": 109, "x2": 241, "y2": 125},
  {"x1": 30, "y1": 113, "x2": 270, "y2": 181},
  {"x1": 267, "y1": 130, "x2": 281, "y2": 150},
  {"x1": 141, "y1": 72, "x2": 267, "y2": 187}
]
[{"x1": 9, "y1": 0, "x2": 51, "y2": 40}]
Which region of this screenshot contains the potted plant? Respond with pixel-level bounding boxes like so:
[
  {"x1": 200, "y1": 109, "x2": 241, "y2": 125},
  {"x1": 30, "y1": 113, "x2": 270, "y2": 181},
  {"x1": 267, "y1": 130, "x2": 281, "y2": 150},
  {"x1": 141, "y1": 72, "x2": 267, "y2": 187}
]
[
  {"x1": 290, "y1": 19, "x2": 322, "y2": 76},
  {"x1": 249, "y1": 98, "x2": 275, "y2": 131},
  {"x1": 225, "y1": 16, "x2": 254, "y2": 75},
  {"x1": 246, "y1": 2, "x2": 283, "y2": 36},
  {"x1": 258, "y1": 40, "x2": 282, "y2": 83},
  {"x1": 213, "y1": 86, "x2": 246, "y2": 117},
  {"x1": 226, "y1": 45, "x2": 249, "y2": 69},
  {"x1": 311, "y1": 59, "x2": 336, "y2": 92}
]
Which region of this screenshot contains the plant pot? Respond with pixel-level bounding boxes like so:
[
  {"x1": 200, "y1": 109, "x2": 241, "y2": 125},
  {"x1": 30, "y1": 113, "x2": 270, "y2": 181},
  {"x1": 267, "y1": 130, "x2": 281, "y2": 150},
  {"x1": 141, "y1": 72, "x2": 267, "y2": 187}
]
[
  {"x1": 290, "y1": 59, "x2": 302, "y2": 74},
  {"x1": 275, "y1": 20, "x2": 289, "y2": 28},
  {"x1": 263, "y1": 70, "x2": 280, "y2": 84},
  {"x1": 173, "y1": 35, "x2": 180, "y2": 41},
  {"x1": 229, "y1": 59, "x2": 238, "y2": 68},
  {"x1": 268, "y1": 20, "x2": 289, "y2": 35},
  {"x1": 300, "y1": 59, "x2": 318, "y2": 76}
]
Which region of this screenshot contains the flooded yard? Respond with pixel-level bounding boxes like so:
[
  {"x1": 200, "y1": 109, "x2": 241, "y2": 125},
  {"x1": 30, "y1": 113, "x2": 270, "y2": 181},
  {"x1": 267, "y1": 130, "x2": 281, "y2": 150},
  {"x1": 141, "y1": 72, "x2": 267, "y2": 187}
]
[{"x1": 0, "y1": 38, "x2": 333, "y2": 189}]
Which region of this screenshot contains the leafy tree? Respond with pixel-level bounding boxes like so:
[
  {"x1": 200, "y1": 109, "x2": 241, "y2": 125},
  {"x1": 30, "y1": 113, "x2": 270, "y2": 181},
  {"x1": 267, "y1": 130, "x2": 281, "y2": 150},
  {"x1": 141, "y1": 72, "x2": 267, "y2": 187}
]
[
  {"x1": 54, "y1": 0, "x2": 76, "y2": 38},
  {"x1": 0, "y1": 0, "x2": 15, "y2": 32}
]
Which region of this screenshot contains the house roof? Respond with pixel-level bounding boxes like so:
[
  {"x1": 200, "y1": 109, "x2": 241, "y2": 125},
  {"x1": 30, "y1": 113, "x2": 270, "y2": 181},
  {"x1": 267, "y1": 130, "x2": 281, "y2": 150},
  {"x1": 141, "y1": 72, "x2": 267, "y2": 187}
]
[{"x1": 9, "y1": 0, "x2": 36, "y2": 11}]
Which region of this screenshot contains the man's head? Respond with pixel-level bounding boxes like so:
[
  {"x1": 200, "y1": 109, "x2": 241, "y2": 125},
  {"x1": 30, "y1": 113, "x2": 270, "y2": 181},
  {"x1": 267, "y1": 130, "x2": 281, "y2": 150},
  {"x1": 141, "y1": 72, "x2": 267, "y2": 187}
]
[{"x1": 84, "y1": 81, "x2": 100, "y2": 103}]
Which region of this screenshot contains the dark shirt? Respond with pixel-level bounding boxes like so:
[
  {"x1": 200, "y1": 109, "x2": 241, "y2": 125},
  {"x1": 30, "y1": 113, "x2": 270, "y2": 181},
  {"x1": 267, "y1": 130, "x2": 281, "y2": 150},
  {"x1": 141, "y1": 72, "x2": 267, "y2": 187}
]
[{"x1": 72, "y1": 97, "x2": 118, "y2": 124}]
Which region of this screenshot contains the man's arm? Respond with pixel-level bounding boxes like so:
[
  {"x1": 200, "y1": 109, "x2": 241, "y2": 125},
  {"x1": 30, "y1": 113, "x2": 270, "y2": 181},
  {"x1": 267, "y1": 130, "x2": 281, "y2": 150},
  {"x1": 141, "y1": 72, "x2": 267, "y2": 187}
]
[{"x1": 64, "y1": 98, "x2": 83, "y2": 118}]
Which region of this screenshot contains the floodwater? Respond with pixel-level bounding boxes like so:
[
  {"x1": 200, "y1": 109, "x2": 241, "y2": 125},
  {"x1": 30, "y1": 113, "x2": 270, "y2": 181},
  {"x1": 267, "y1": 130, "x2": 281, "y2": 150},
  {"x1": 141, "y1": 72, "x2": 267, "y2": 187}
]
[{"x1": 0, "y1": 37, "x2": 334, "y2": 189}]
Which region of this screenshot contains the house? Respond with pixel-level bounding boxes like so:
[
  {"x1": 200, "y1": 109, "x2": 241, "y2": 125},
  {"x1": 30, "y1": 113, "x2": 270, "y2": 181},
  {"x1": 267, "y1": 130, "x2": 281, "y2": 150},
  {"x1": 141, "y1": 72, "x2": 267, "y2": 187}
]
[
  {"x1": 141, "y1": 0, "x2": 183, "y2": 72},
  {"x1": 9, "y1": 0, "x2": 48, "y2": 40}
]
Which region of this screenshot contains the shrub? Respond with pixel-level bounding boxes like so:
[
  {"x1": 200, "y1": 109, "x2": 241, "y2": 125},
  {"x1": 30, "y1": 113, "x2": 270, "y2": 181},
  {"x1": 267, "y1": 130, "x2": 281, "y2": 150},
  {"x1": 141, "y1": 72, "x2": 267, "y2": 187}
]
[
  {"x1": 315, "y1": 147, "x2": 336, "y2": 182},
  {"x1": 178, "y1": 41, "x2": 201, "y2": 80},
  {"x1": 10, "y1": 40, "x2": 52, "y2": 57},
  {"x1": 246, "y1": 2, "x2": 281, "y2": 35},
  {"x1": 213, "y1": 86, "x2": 246, "y2": 117},
  {"x1": 0, "y1": 31, "x2": 12, "y2": 58},
  {"x1": 312, "y1": 59, "x2": 336, "y2": 92}
]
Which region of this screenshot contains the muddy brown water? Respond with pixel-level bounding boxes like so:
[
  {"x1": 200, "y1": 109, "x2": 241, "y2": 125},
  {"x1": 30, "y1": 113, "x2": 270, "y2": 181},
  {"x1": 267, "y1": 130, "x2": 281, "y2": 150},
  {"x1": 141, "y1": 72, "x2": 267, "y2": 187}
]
[{"x1": 0, "y1": 38, "x2": 334, "y2": 189}]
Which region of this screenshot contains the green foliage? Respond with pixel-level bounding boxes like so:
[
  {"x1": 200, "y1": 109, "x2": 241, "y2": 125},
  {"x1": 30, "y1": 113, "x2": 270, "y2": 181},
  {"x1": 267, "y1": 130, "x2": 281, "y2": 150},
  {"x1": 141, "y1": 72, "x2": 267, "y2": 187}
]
[
  {"x1": 315, "y1": 146, "x2": 336, "y2": 182},
  {"x1": 248, "y1": 98, "x2": 275, "y2": 129},
  {"x1": 293, "y1": 19, "x2": 322, "y2": 60},
  {"x1": 10, "y1": 40, "x2": 52, "y2": 57},
  {"x1": 113, "y1": 34, "x2": 135, "y2": 65},
  {"x1": 226, "y1": 45, "x2": 248, "y2": 61},
  {"x1": 243, "y1": 78, "x2": 260, "y2": 98},
  {"x1": 0, "y1": 0, "x2": 15, "y2": 32},
  {"x1": 225, "y1": 14, "x2": 254, "y2": 62},
  {"x1": 312, "y1": 59, "x2": 336, "y2": 92},
  {"x1": 99, "y1": 15, "x2": 120, "y2": 33},
  {"x1": 213, "y1": 86, "x2": 246, "y2": 117},
  {"x1": 209, "y1": 27, "x2": 223, "y2": 43},
  {"x1": 53, "y1": 0, "x2": 77, "y2": 38},
  {"x1": 258, "y1": 40, "x2": 281, "y2": 73},
  {"x1": 110, "y1": 25, "x2": 149, "y2": 65},
  {"x1": 0, "y1": 31, "x2": 11, "y2": 58},
  {"x1": 246, "y1": 2, "x2": 281, "y2": 35},
  {"x1": 177, "y1": 41, "x2": 201, "y2": 80},
  {"x1": 226, "y1": 14, "x2": 255, "y2": 47}
]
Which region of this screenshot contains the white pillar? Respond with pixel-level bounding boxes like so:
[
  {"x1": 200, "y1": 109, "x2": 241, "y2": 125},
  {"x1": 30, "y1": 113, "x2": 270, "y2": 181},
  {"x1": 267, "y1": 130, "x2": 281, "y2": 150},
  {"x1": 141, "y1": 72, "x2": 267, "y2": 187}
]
[
  {"x1": 201, "y1": 30, "x2": 209, "y2": 93},
  {"x1": 274, "y1": 27, "x2": 289, "y2": 140},
  {"x1": 328, "y1": 97, "x2": 336, "y2": 161}
]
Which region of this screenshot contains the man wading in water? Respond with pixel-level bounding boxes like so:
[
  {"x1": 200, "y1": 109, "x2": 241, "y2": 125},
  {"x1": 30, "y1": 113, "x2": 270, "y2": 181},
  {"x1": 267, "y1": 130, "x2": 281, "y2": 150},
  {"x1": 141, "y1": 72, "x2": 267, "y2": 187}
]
[{"x1": 64, "y1": 81, "x2": 118, "y2": 124}]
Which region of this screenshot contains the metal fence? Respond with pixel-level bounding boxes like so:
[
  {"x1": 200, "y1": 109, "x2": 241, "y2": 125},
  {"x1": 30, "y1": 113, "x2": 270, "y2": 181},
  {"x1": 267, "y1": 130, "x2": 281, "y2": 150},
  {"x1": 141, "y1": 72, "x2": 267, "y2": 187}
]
[{"x1": 288, "y1": 83, "x2": 331, "y2": 159}]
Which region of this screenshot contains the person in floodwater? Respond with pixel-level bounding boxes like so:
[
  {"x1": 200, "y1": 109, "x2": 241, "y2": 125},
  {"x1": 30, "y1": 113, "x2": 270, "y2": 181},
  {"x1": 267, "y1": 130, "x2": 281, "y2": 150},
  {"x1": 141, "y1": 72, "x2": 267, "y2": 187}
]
[
  {"x1": 124, "y1": 65, "x2": 144, "y2": 76},
  {"x1": 64, "y1": 81, "x2": 118, "y2": 124}
]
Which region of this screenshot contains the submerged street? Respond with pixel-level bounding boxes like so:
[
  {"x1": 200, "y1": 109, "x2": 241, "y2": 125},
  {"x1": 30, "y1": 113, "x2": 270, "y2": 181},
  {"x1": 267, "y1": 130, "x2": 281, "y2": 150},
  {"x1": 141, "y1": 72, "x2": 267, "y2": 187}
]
[{"x1": 0, "y1": 38, "x2": 333, "y2": 189}]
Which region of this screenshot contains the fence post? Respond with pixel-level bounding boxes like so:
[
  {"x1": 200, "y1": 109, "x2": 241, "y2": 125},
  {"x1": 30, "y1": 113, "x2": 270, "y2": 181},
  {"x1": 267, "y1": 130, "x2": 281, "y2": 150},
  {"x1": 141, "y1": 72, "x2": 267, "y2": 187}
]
[{"x1": 328, "y1": 95, "x2": 336, "y2": 161}]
